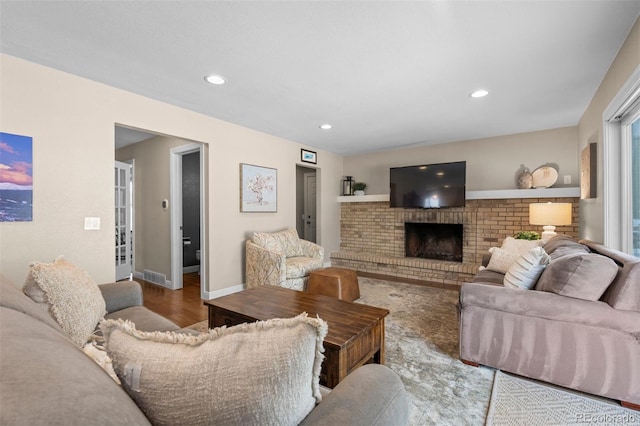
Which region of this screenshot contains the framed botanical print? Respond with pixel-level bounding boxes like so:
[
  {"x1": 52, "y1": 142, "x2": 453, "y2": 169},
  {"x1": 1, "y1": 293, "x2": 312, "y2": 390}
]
[{"x1": 240, "y1": 163, "x2": 277, "y2": 212}]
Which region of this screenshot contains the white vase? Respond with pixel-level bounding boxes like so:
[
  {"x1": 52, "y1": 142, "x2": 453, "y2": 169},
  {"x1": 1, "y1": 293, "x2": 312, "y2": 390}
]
[{"x1": 354, "y1": 190, "x2": 365, "y2": 196}]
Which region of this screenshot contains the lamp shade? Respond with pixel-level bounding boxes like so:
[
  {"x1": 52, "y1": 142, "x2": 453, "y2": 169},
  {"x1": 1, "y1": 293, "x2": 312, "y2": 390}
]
[{"x1": 529, "y1": 203, "x2": 572, "y2": 226}]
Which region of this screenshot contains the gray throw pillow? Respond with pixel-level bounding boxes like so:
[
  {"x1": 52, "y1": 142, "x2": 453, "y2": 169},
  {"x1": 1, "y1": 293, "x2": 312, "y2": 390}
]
[
  {"x1": 535, "y1": 253, "x2": 619, "y2": 301},
  {"x1": 541, "y1": 235, "x2": 583, "y2": 256}
]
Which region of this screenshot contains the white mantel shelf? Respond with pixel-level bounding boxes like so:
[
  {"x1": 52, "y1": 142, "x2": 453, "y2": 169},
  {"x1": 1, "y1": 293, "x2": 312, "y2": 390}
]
[{"x1": 337, "y1": 187, "x2": 580, "y2": 203}]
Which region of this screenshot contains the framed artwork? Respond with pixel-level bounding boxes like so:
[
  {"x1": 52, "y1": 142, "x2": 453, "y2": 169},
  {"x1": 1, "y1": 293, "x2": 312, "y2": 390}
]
[
  {"x1": 301, "y1": 149, "x2": 317, "y2": 164},
  {"x1": 240, "y1": 163, "x2": 277, "y2": 212},
  {"x1": 581, "y1": 143, "x2": 597, "y2": 199},
  {"x1": 0, "y1": 132, "x2": 33, "y2": 222}
]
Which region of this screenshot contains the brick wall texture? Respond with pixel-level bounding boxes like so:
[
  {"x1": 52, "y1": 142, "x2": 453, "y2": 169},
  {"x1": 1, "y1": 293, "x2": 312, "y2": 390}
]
[{"x1": 331, "y1": 197, "x2": 579, "y2": 287}]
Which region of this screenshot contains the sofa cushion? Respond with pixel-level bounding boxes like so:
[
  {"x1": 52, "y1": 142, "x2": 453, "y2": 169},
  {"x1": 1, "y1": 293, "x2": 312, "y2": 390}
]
[
  {"x1": 1, "y1": 274, "x2": 63, "y2": 334},
  {"x1": 535, "y1": 253, "x2": 619, "y2": 301},
  {"x1": 101, "y1": 313, "x2": 327, "y2": 426},
  {"x1": 252, "y1": 228, "x2": 304, "y2": 257},
  {"x1": 0, "y1": 308, "x2": 151, "y2": 426},
  {"x1": 486, "y1": 247, "x2": 521, "y2": 274},
  {"x1": 503, "y1": 246, "x2": 550, "y2": 290},
  {"x1": 23, "y1": 257, "x2": 106, "y2": 347},
  {"x1": 472, "y1": 269, "x2": 505, "y2": 285},
  {"x1": 581, "y1": 240, "x2": 640, "y2": 311},
  {"x1": 547, "y1": 244, "x2": 591, "y2": 260},
  {"x1": 542, "y1": 235, "x2": 584, "y2": 256},
  {"x1": 286, "y1": 256, "x2": 324, "y2": 279},
  {"x1": 104, "y1": 306, "x2": 180, "y2": 332}
]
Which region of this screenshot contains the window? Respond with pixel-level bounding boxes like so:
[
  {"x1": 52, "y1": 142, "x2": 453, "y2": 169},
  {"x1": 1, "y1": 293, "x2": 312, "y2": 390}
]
[
  {"x1": 619, "y1": 98, "x2": 640, "y2": 256},
  {"x1": 628, "y1": 115, "x2": 640, "y2": 256},
  {"x1": 603, "y1": 65, "x2": 640, "y2": 255}
]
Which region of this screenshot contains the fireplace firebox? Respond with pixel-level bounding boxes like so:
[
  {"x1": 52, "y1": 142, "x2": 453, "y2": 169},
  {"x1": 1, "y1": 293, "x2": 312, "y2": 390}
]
[{"x1": 405, "y1": 223, "x2": 463, "y2": 262}]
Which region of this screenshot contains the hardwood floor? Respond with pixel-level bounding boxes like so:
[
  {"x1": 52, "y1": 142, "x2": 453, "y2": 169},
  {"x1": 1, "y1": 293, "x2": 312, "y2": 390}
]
[{"x1": 137, "y1": 272, "x2": 208, "y2": 328}]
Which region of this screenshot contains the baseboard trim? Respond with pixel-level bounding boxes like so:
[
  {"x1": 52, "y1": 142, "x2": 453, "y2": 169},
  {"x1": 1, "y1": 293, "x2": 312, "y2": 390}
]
[
  {"x1": 133, "y1": 270, "x2": 173, "y2": 289},
  {"x1": 183, "y1": 265, "x2": 200, "y2": 274},
  {"x1": 203, "y1": 283, "x2": 244, "y2": 300}
]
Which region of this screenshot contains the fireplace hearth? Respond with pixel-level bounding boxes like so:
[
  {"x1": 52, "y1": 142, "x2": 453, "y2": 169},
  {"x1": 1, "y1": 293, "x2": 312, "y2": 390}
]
[{"x1": 405, "y1": 222, "x2": 463, "y2": 262}]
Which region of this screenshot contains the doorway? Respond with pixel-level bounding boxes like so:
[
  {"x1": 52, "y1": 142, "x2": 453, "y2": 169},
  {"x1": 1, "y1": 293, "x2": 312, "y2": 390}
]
[
  {"x1": 170, "y1": 143, "x2": 206, "y2": 294},
  {"x1": 296, "y1": 165, "x2": 318, "y2": 243},
  {"x1": 114, "y1": 126, "x2": 208, "y2": 298}
]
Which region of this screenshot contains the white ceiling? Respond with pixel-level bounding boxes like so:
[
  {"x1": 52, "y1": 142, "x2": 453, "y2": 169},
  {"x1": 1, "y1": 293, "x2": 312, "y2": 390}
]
[{"x1": 1, "y1": 1, "x2": 639, "y2": 155}]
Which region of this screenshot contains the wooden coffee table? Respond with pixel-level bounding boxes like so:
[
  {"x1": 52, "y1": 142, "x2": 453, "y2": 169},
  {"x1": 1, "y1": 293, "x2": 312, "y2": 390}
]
[{"x1": 204, "y1": 285, "x2": 389, "y2": 388}]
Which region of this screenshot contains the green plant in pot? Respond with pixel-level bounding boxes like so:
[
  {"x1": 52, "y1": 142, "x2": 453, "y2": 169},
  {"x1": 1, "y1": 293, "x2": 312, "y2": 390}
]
[
  {"x1": 353, "y1": 182, "x2": 367, "y2": 195},
  {"x1": 513, "y1": 231, "x2": 541, "y2": 240}
]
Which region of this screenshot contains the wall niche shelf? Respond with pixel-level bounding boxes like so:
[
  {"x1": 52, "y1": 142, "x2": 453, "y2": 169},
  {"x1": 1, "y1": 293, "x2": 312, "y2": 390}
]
[{"x1": 337, "y1": 187, "x2": 580, "y2": 203}]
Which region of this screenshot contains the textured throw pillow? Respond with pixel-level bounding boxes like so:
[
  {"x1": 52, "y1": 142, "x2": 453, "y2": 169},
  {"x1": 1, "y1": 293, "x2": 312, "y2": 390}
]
[
  {"x1": 501, "y1": 236, "x2": 544, "y2": 256},
  {"x1": 100, "y1": 314, "x2": 327, "y2": 426},
  {"x1": 23, "y1": 256, "x2": 106, "y2": 347},
  {"x1": 486, "y1": 247, "x2": 522, "y2": 274},
  {"x1": 252, "y1": 228, "x2": 304, "y2": 257},
  {"x1": 503, "y1": 246, "x2": 550, "y2": 290},
  {"x1": 535, "y1": 253, "x2": 619, "y2": 301}
]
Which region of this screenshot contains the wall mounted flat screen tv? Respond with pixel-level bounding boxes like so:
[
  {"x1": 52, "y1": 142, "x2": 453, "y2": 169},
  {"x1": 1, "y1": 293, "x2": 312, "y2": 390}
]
[{"x1": 390, "y1": 161, "x2": 466, "y2": 208}]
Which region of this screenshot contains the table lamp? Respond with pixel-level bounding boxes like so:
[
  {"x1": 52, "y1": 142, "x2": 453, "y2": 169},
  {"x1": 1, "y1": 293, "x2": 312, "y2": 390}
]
[{"x1": 529, "y1": 202, "x2": 572, "y2": 240}]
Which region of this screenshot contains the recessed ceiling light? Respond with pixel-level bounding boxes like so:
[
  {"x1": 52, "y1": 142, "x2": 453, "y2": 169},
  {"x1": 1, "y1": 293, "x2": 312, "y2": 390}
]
[
  {"x1": 470, "y1": 89, "x2": 489, "y2": 98},
  {"x1": 319, "y1": 123, "x2": 332, "y2": 130},
  {"x1": 204, "y1": 74, "x2": 226, "y2": 85}
]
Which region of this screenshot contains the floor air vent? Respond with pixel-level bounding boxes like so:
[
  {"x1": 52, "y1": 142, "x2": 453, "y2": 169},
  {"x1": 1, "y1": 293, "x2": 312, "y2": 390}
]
[{"x1": 143, "y1": 269, "x2": 167, "y2": 286}]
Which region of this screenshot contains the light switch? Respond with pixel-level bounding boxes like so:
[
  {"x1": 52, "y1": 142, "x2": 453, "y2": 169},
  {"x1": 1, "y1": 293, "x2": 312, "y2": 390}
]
[
  {"x1": 84, "y1": 217, "x2": 101, "y2": 230},
  {"x1": 563, "y1": 175, "x2": 571, "y2": 184}
]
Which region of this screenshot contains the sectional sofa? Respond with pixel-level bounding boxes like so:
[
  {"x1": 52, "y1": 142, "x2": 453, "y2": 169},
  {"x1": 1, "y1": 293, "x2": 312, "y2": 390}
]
[
  {"x1": 459, "y1": 236, "x2": 640, "y2": 408},
  {"x1": 0, "y1": 271, "x2": 409, "y2": 425}
]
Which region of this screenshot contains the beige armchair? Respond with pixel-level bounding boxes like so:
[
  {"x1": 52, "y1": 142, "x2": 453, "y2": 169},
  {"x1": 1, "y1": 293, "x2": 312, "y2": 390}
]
[{"x1": 246, "y1": 229, "x2": 324, "y2": 291}]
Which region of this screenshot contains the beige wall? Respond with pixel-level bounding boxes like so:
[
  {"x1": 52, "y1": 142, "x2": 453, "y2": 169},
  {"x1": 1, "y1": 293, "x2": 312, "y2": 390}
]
[
  {"x1": 577, "y1": 17, "x2": 640, "y2": 243},
  {"x1": 0, "y1": 54, "x2": 343, "y2": 293},
  {"x1": 344, "y1": 126, "x2": 578, "y2": 194},
  {"x1": 116, "y1": 135, "x2": 190, "y2": 279}
]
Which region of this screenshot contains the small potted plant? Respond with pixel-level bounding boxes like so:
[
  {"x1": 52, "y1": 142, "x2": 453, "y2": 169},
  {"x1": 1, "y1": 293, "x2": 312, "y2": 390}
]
[
  {"x1": 513, "y1": 231, "x2": 541, "y2": 240},
  {"x1": 352, "y1": 182, "x2": 367, "y2": 196}
]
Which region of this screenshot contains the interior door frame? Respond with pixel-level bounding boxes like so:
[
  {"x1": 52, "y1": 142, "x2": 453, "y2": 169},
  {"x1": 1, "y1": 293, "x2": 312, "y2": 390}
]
[
  {"x1": 114, "y1": 159, "x2": 134, "y2": 280},
  {"x1": 303, "y1": 171, "x2": 317, "y2": 242},
  {"x1": 170, "y1": 143, "x2": 207, "y2": 294},
  {"x1": 296, "y1": 164, "x2": 320, "y2": 245}
]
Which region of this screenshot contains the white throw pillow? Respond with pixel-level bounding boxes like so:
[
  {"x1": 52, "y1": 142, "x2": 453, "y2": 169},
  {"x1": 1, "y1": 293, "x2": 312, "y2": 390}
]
[
  {"x1": 503, "y1": 246, "x2": 550, "y2": 290},
  {"x1": 100, "y1": 313, "x2": 327, "y2": 426},
  {"x1": 486, "y1": 247, "x2": 521, "y2": 274},
  {"x1": 23, "y1": 256, "x2": 106, "y2": 347},
  {"x1": 501, "y1": 236, "x2": 544, "y2": 256}
]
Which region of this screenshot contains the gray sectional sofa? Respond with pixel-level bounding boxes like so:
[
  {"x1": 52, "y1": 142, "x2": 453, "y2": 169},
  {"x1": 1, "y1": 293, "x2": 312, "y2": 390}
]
[
  {"x1": 459, "y1": 236, "x2": 640, "y2": 408},
  {"x1": 0, "y1": 277, "x2": 409, "y2": 425}
]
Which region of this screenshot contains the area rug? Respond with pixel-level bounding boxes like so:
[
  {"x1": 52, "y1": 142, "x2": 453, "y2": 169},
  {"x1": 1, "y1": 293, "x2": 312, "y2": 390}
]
[
  {"x1": 487, "y1": 371, "x2": 639, "y2": 426},
  {"x1": 189, "y1": 277, "x2": 494, "y2": 425},
  {"x1": 354, "y1": 277, "x2": 494, "y2": 425}
]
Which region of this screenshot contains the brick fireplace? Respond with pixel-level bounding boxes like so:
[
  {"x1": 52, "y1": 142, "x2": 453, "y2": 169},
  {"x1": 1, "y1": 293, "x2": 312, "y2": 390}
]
[{"x1": 331, "y1": 196, "x2": 579, "y2": 288}]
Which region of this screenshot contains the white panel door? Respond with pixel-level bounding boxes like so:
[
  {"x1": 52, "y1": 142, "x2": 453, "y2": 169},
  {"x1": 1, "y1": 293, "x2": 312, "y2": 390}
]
[{"x1": 115, "y1": 161, "x2": 132, "y2": 281}]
